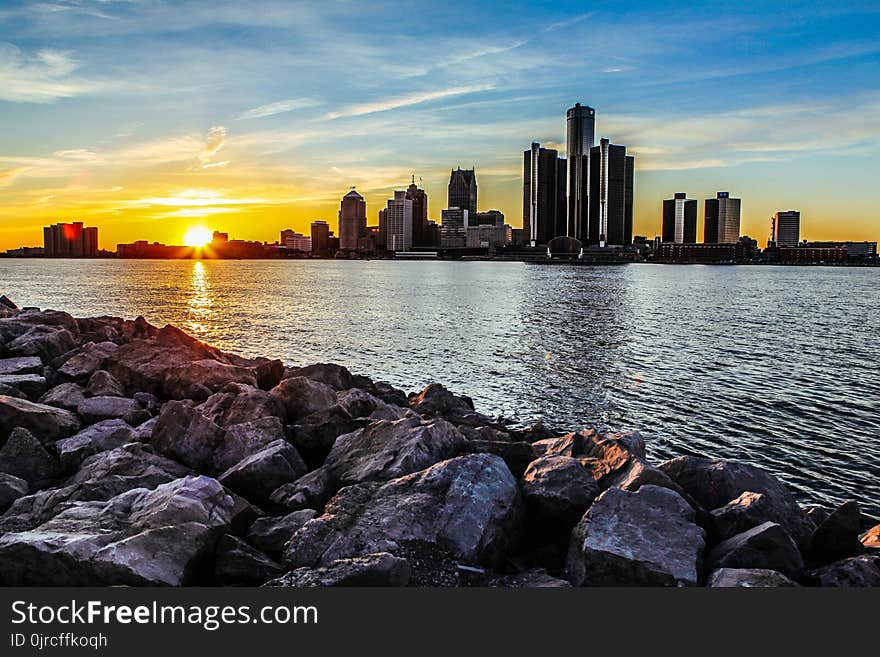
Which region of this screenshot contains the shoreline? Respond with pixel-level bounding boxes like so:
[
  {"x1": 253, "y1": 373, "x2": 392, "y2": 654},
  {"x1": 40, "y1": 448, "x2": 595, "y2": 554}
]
[{"x1": 0, "y1": 296, "x2": 877, "y2": 587}]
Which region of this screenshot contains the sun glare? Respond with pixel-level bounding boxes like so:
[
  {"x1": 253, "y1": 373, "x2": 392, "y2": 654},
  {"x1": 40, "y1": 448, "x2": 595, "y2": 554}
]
[{"x1": 183, "y1": 226, "x2": 214, "y2": 247}]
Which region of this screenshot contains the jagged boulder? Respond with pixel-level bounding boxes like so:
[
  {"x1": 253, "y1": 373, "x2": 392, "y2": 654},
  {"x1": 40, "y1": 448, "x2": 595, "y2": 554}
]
[
  {"x1": 521, "y1": 455, "x2": 600, "y2": 528},
  {"x1": 462, "y1": 440, "x2": 536, "y2": 478},
  {"x1": 409, "y1": 383, "x2": 474, "y2": 418},
  {"x1": 0, "y1": 383, "x2": 27, "y2": 399},
  {"x1": 0, "y1": 395, "x2": 80, "y2": 443},
  {"x1": 77, "y1": 396, "x2": 150, "y2": 426},
  {"x1": 269, "y1": 468, "x2": 336, "y2": 511},
  {"x1": 0, "y1": 427, "x2": 61, "y2": 487},
  {"x1": 269, "y1": 376, "x2": 337, "y2": 421},
  {"x1": 58, "y1": 342, "x2": 118, "y2": 380},
  {"x1": 0, "y1": 374, "x2": 47, "y2": 399},
  {"x1": 162, "y1": 359, "x2": 258, "y2": 400},
  {"x1": 213, "y1": 534, "x2": 284, "y2": 586},
  {"x1": 658, "y1": 456, "x2": 815, "y2": 548},
  {"x1": 84, "y1": 370, "x2": 125, "y2": 398},
  {"x1": 6, "y1": 326, "x2": 76, "y2": 362},
  {"x1": 706, "y1": 568, "x2": 799, "y2": 587},
  {"x1": 0, "y1": 357, "x2": 43, "y2": 376},
  {"x1": 267, "y1": 552, "x2": 411, "y2": 587},
  {"x1": 246, "y1": 509, "x2": 317, "y2": 559},
  {"x1": 56, "y1": 419, "x2": 136, "y2": 471},
  {"x1": 706, "y1": 521, "x2": 804, "y2": 577},
  {"x1": 0, "y1": 475, "x2": 234, "y2": 586},
  {"x1": 808, "y1": 500, "x2": 864, "y2": 562},
  {"x1": 284, "y1": 454, "x2": 524, "y2": 569},
  {"x1": 218, "y1": 440, "x2": 307, "y2": 505},
  {"x1": 198, "y1": 382, "x2": 282, "y2": 427},
  {"x1": 38, "y1": 382, "x2": 85, "y2": 412},
  {"x1": 284, "y1": 363, "x2": 353, "y2": 391},
  {"x1": 336, "y1": 388, "x2": 384, "y2": 419},
  {"x1": 0, "y1": 473, "x2": 28, "y2": 513},
  {"x1": 805, "y1": 555, "x2": 880, "y2": 587},
  {"x1": 709, "y1": 491, "x2": 775, "y2": 542},
  {"x1": 287, "y1": 405, "x2": 361, "y2": 460},
  {"x1": 564, "y1": 485, "x2": 705, "y2": 586}
]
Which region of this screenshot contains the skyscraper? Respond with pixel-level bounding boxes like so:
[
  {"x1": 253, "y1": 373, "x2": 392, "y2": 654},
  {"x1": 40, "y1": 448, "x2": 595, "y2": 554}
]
[
  {"x1": 448, "y1": 167, "x2": 477, "y2": 216},
  {"x1": 566, "y1": 102, "x2": 596, "y2": 241},
  {"x1": 662, "y1": 193, "x2": 698, "y2": 243},
  {"x1": 310, "y1": 220, "x2": 330, "y2": 254},
  {"x1": 523, "y1": 142, "x2": 567, "y2": 246},
  {"x1": 704, "y1": 192, "x2": 742, "y2": 244},
  {"x1": 42, "y1": 222, "x2": 98, "y2": 257},
  {"x1": 385, "y1": 190, "x2": 413, "y2": 252},
  {"x1": 773, "y1": 210, "x2": 801, "y2": 246},
  {"x1": 588, "y1": 138, "x2": 634, "y2": 246},
  {"x1": 406, "y1": 177, "x2": 428, "y2": 247},
  {"x1": 440, "y1": 207, "x2": 468, "y2": 247},
  {"x1": 338, "y1": 188, "x2": 366, "y2": 251}
]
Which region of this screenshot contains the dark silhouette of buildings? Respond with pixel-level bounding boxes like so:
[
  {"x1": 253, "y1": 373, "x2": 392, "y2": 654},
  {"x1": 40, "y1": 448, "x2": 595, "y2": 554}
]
[
  {"x1": 523, "y1": 142, "x2": 566, "y2": 246},
  {"x1": 771, "y1": 210, "x2": 800, "y2": 247},
  {"x1": 474, "y1": 210, "x2": 505, "y2": 227},
  {"x1": 566, "y1": 102, "x2": 596, "y2": 241},
  {"x1": 588, "y1": 138, "x2": 634, "y2": 246},
  {"x1": 311, "y1": 220, "x2": 331, "y2": 255},
  {"x1": 406, "y1": 177, "x2": 428, "y2": 247},
  {"x1": 339, "y1": 188, "x2": 366, "y2": 251},
  {"x1": 704, "y1": 192, "x2": 742, "y2": 244},
  {"x1": 448, "y1": 167, "x2": 477, "y2": 216},
  {"x1": 43, "y1": 222, "x2": 98, "y2": 257},
  {"x1": 662, "y1": 193, "x2": 697, "y2": 243}
]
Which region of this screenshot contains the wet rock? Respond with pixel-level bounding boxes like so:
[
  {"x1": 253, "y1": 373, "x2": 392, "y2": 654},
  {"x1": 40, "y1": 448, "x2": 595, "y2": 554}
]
[
  {"x1": 267, "y1": 552, "x2": 410, "y2": 587},
  {"x1": 246, "y1": 509, "x2": 317, "y2": 559},
  {"x1": 0, "y1": 295, "x2": 17, "y2": 310},
  {"x1": 218, "y1": 440, "x2": 308, "y2": 505},
  {"x1": 0, "y1": 473, "x2": 28, "y2": 513},
  {"x1": 84, "y1": 370, "x2": 125, "y2": 397},
  {"x1": 58, "y1": 342, "x2": 118, "y2": 380},
  {"x1": 214, "y1": 534, "x2": 284, "y2": 586},
  {"x1": 463, "y1": 440, "x2": 535, "y2": 478},
  {"x1": 409, "y1": 383, "x2": 474, "y2": 417},
  {"x1": 269, "y1": 376, "x2": 337, "y2": 422},
  {"x1": 706, "y1": 521, "x2": 804, "y2": 577},
  {"x1": 710, "y1": 491, "x2": 775, "y2": 542},
  {"x1": 0, "y1": 374, "x2": 47, "y2": 399},
  {"x1": 163, "y1": 359, "x2": 258, "y2": 400},
  {"x1": 706, "y1": 568, "x2": 799, "y2": 587},
  {"x1": 808, "y1": 500, "x2": 864, "y2": 562},
  {"x1": 0, "y1": 475, "x2": 235, "y2": 586},
  {"x1": 0, "y1": 356, "x2": 43, "y2": 376},
  {"x1": 198, "y1": 383, "x2": 282, "y2": 427},
  {"x1": 658, "y1": 455, "x2": 815, "y2": 548},
  {"x1": 56, "y1": 419, "x2": 136, "y2": 471},
  {"x1": 77, "y1": 396, "x2": 150, "y2": 426},
  {"x1": 0, "y1": 427, "x2": 61, "y2": 488},
  {"x1": 284, "y1": 454, "x2": 524, "y2": 570},
  {"x1": 38, "y1": 382, "x2": 85, "y2": 412},
  {"x1": 564, "y1": 485, "x2": 705, "y2": 587},
  {"x1": 805, "y1": 554, "x2": 880, "y2": 587},
  {"x1": 284, "y1": 363, "x2": 352, "y2": 391},
  {"x1": 521, "y1": 455, "x2": 600, "y2": 528},
  {"x1": 0, "y1": 395, "x2": 80, "y2": 443}
]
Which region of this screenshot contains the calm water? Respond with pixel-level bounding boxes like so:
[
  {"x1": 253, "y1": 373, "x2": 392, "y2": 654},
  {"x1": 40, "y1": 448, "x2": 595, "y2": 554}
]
[{"x1": 1, "y1": 259, "x2": 878, "y2": 520}]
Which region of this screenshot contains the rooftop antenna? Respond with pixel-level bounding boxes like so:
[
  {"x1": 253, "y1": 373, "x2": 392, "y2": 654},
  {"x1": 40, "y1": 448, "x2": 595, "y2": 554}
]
[{"x1": 411, "y1": 173, "x2": 415, "y2": 185}]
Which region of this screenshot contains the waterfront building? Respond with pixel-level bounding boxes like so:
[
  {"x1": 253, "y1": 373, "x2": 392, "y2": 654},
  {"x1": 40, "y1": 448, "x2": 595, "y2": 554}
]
[
  {"x1": 424, "y1": 221, "x2": 440, "y2": 247},
  {"x1": 280, "y1": 230, "x2": 312, "y2": 252},
  {"x1": 804, "y1": 241, "x2": 878, "y2": 259},
  {"x1": 43, "y1": 222, "x2": 98, "y2": 257},
  {"x1": 772, "y1": 210, "x2": 800, "y2": 247},
  {"x1": 523, "y1": 142, "x2": 567, "y2": 246},
  {"x1": 406, "y1": 177, "x2": 428, "y2": 247},
  {"x1": 704, "y1": 192, "x2": 742, "y2": 244},
  {"x1": 588, "y1": 138, "x2": 634, "y2": 247},
  {"x1": 474, "y1": 209, "x2": 506, "y2": 227},
  {"x1": 661, "y1": 193, "x2": 697, "y2": 244},
  {"x1": 338, "y1": 188, "x2": 366, "y2": 251},
  {"x1": 566, "y1": 102, "x2": 596, "y2": 241},
  {"x1": 385, "y1": 190, "x2": 413, "y2": 252},
  {"x1": 448, "y1": 167, "x2": 477, "y2": 216},
  {"x1": 466, "y1": 224, "x2": 507, "y2": 249},
  {"x1": 441, "y1": 207, "x2": 468, "y2": 247},
  {"x1": 310, "y1": 220, "x2": 331, "y2": 254},
  {"x1": 657, "y1": 242, "x2": 748, "y2": 263}
]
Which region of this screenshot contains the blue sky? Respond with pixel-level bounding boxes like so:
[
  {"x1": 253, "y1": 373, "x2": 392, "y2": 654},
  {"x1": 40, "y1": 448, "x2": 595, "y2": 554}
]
[{"x1": 1, "y1": 0, "x2": 879, "y2": 248}]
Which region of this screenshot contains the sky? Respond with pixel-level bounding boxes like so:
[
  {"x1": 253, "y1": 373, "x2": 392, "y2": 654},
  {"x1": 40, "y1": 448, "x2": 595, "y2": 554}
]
[{"x1": 1, "y1": 0, "x2": 879, "y2": 251}]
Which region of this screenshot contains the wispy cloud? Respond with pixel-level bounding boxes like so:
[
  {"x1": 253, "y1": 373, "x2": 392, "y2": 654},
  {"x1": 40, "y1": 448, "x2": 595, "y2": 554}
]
[
  {"x1": 325, "y1": 84, "x2": 496, "y2": 120},
  {"x1": 237, "y1": 97, "x2": 321, "y2": 120},
  {"x1": 0, "y1": 43, "x2": 96, "y2": 102},
  {"x1": 0, "y1": 167, "x2": 28, "y2": 186},
  {"x1": 199, "y1": 126, "x2": 227, "y2": 164}
]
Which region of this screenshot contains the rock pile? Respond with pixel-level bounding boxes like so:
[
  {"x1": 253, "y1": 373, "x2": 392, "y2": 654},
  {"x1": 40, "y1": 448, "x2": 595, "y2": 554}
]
[{"x1": 0, "y1": 298, "x2": 877, "y2": 587}]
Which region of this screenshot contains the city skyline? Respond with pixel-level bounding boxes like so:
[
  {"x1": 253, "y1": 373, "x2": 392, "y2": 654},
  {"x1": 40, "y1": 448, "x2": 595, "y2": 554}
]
[{"x1": 1, "y1": 2, "x2": 880, "y2": 251}]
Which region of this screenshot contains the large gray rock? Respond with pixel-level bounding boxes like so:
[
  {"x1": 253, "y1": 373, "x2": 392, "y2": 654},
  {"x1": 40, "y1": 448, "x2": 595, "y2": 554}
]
[
  {"x1": 0, "y1": 427, "x2": 60, "y2": 488},
  {"x1": 284, "y1": 363, "x2": 353, "y2": 391},
  {"x1": 198, "y1": 382, "x2": 282, "y2": 427},
  {"x1": 0, "y1": 475, "x2": 234, "y2": 585},
  {"x1": 38, "y1": 382, "x2": 85, "y2": 412},
  {"x1": 213, "y1": 534, "x2": 284, "y2": 586},
  {"x1": 564, "y1": 485, "x2": 705, "y2": 587},
  {"x1": 0, "y1": 395, "x2": 80, "y2": 443},
  {"x1": 77, "y1": 396, "x2": 150, "y2": 426},
  {"x1": 270, "y1": 376, "x2": 337, "y2": 421},
  {"x1": 287, "y1": 405, "x2": 360, "y2": 456},
  {"x1": 218, "y1": 440, "x2": 307, "y2": 505},
  {"x1": 163, "y1": 359, "x2": 258, "y2": 400},
  {"x1": 6, "y1": 326, "x2": 76, "y2": 362},
  {"x1": 706, "y1": 568, "x2": 799, "y2": 587},
  {"x1": 336, "y1": 388, "x2": 385, "y2": 419},
  {"x1": 58, "y1": 341, "x2": 118, "y2": 380},
  {"x1": 0, "y1": 473, "x2": 28, "y2": 513},
  {"x1": 269, "y1": 467, "x2": 337, "y2": 511},
  {"x1": 408, "y1": 383, "x2": 473, "y2": 417},
  {"x1": 56, "y1": 419, "x2": 136, "y2": 471},
  {"x1": 284, "y1": 454, "x2": 524, "y2": 569},
  {"x1": 658, "y1": 456, "x2": 815, "y2": 548},
  {"x1": 84, "y1": 370, "x2": 125, "y2": 398},
  {"x1": 806, "y1": 554, "x2": 880, "y2": 587},
  {"x1": 706, "y1": 521, "x2": 804, "y2": 577},
  {"x1": 808, "y1": 500, "x2": 864, "y2": 562},
  {"x1": 266, "y1": 552, "x2": 410, "y2": 587},
  {"x1": 521, "y1": 455, "x2": 600, "y2": 527},
  {"x1": 246, "y1": 509, "x2": 317, "y2": 559},
  {"x1": 0, "y1": 357, "x2": 43, "y2": 376},
  {"x1": 0, "y1": 374, "x2": 47, "y2": 399},
  {"x1": 709, "y1": 491, "x2": 775, "y2": 542}
]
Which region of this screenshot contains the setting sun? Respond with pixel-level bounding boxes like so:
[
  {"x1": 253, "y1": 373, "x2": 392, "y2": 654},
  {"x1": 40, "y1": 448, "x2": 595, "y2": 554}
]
[{"x1": 182, "y1": 226, "x2": 214, "y2": 247}]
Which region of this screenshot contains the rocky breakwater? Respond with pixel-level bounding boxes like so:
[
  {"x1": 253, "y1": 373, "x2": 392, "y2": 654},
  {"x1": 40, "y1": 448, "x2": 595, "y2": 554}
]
[{"x1": 0, "y1": 294, "x2": 877, "y2": 587}]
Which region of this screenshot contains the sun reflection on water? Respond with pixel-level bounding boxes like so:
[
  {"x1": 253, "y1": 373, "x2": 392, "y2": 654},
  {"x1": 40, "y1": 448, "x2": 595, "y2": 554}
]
[{"x1": 185, "y1": 260, "x2": 213, "y2": 337}]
